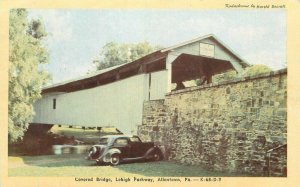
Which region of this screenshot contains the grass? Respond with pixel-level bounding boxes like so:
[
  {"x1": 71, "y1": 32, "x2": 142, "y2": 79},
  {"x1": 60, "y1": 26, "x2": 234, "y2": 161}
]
[{"x1": 8, "y1": 154, "x2": 248, "y2": 177}]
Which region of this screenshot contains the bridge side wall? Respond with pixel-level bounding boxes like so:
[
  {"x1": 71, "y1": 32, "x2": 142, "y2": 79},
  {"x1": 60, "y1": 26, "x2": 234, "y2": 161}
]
[{"x1": 32, "y1": 71, "x2": 167, "y2": 134}]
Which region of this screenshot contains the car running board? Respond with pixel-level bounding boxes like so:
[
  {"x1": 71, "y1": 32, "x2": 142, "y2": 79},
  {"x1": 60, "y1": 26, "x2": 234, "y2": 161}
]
[{"x1": 122, "y1": 156, "x2": 145, "y2": 161}]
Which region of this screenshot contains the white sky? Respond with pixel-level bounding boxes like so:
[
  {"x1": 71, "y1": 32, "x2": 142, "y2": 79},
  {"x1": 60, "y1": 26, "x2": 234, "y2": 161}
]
[{"x1": 28, "y1": 9, "x2": 286, "y2": 84}]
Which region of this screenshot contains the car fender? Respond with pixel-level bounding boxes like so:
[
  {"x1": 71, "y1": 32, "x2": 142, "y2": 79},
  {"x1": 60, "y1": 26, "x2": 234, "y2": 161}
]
[
  {"x1": 144, "y1": 146, "x2": 162, "y2": 157},
  {"x1": 87, "y1": 145, "x2": 102, "y2": 160},
  {"x1": 106, "y1": 148, "x2": 121, "y2": 156},
  {"x1": 100, "y1": 148, "x2": 121, "y2": 163}
]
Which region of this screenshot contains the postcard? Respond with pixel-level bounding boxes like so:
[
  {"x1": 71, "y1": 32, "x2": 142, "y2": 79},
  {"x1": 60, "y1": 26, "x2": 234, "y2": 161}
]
[{"x1": 1, "y1": 0, "x2": 299, "y2": 187}]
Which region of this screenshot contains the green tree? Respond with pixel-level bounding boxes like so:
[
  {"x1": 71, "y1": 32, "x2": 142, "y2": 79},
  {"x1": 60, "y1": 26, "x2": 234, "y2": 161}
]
[
  {"x1": 92, "y1": 41, "x2": 163, "y2": 71},
  {"x1": 212, "y1": 70, "x2": 238, "y2": 83},
  {"x1": 209, "y1": 64, "x2": 273, "y2": 84},
  {"x1": 242, "y1": 64, "x2": 273, "y2": 77},
  {"x1": 9, "y1": 9, "x2": 50, "y2": 143}
]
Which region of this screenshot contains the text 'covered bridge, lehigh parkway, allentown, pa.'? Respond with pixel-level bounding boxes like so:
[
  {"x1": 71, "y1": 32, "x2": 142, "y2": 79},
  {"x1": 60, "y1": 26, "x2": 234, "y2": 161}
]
[{"x1": 30, "y1": 34, "x2": 249, "y2": 134}]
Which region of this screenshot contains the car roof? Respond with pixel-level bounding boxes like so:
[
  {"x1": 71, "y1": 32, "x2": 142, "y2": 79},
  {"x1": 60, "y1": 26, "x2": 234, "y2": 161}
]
[{"x1": 100, "y1": 134, "x2": 138, "y2": 139}]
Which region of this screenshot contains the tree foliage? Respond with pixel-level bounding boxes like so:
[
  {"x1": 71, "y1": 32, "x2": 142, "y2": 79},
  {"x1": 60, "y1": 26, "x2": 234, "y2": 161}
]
[
  {"x1": 210, "y1": 64, "x2": 273, "y2": 84},
  {"x1": 92, "y1": 42, "x2": 163, "y2": 71},
  {"x1": 212, "y1": 70, "x2": 238, "y2": 83},
  {"x1": 9, "y1": 9, "x2": 50, "y2": 143},
  {"x1": 242, "y1": 64, "x2": 273, "y2": 77}
]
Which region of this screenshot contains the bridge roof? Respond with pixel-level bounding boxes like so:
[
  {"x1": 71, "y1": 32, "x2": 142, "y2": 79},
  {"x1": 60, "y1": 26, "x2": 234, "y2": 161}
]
[
  {"x1": 162, "y1": 34, "x2": 249, "y2": 67},
  {"x1": 42, "y1": 50, "x2": 168, "y2": 93},
  {"x1": 42, "y1": 34, "x2": 249, "y2": 94}
]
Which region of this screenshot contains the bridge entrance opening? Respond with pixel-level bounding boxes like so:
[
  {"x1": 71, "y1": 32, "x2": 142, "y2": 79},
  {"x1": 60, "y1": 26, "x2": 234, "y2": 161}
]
[{"x1": 171, "y1": 54, "x2": 235, "y2": 90}]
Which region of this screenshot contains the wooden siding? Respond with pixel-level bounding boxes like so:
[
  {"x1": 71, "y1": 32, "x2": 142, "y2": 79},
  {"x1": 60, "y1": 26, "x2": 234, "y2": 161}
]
[
  {"x1": 149, "y1": 70, "x2": 168, "y2": 100},
  {"x1": 33, "y1": 74, "x2": 150, "y2": 134},
  {"x1": 32, "y1": 71, "x2": 168, "y2": 134}
]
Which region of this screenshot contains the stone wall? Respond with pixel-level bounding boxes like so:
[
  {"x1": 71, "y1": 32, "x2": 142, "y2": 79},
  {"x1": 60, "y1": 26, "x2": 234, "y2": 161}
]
[
  {"x1": 138, "y1": 100, "x2": 167, "y2": 143},
  {"x1": 138, "y1": 69, "x2": 287, "y2": 177}
]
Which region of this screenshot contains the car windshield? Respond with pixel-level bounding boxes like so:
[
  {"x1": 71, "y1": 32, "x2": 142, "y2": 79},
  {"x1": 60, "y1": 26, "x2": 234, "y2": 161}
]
[{"x1": 98, "y1": 138, "x2": 109, "y2": 145}]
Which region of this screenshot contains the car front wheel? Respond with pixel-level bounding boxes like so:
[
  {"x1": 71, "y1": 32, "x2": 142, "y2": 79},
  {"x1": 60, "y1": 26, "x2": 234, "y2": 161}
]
[{"x1": 110, "y1": 154, "x2": 120, "y2": 166}]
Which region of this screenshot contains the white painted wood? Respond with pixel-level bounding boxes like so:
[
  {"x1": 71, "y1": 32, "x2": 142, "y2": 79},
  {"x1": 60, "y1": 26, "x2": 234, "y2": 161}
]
[
  {"x1": 33, "y1": 74, "x2": 149, "y2": 134},
  {"x1": 149, "y1": 70, "x2": 168, "y2": 100},
  {"x1": 161, "y1": 34, "x2": 249, "y2": 67},
  {"x1": 165, "y1": 37, "x2": 245, "y2": 91},
  {"x1": 200, "y1": 38, "x2": 243, "y2": 73}
]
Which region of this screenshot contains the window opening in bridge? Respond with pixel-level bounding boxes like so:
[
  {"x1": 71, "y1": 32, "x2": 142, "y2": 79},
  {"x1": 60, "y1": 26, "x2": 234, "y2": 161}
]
[{"x1": 53, "y1": 98, "x2": 56, "y2": 109}]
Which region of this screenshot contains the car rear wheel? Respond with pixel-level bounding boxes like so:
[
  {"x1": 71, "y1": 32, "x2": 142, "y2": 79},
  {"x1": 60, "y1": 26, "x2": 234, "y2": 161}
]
[
  {"x1": 110, "y1": 154, "x2": 120, "y2": 166},
  {"x1": 153, "y1": 152, "x2": 162, "y2": 161}
]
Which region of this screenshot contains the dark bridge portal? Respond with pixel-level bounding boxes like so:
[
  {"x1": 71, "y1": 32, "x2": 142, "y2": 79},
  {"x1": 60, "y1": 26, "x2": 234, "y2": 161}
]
[{"x1": 172, "y1": 54, "x2": 234, "y2": 86}]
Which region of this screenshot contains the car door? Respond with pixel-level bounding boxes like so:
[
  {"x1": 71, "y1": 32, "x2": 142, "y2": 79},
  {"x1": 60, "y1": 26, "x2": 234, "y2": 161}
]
[
  {"x1": 112, "y1": 137, "x2": 130, "y2": 158},
  {"x1": 129, "y1": 137, "x2": 144, "y2": 157}
]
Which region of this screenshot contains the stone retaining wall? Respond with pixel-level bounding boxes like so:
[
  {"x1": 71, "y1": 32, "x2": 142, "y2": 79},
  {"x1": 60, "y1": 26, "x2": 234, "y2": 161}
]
[
  {"x1": 138, "y1": 69, "x2": 287, "y2": 177},
  {"x1": 138, "y1": 99, "x2": 167, "y2": 143}
]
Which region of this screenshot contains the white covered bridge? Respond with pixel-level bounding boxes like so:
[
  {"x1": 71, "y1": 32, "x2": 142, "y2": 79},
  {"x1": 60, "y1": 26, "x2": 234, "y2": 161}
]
[{"x1": 31, "y1": 34, "x2": 249, "y2": 134}]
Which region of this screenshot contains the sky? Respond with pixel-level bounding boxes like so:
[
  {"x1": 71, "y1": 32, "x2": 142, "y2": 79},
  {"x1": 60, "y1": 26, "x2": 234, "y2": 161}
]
[{"x1": 28, "y1": 9, "x2": 286, "y2": 84}]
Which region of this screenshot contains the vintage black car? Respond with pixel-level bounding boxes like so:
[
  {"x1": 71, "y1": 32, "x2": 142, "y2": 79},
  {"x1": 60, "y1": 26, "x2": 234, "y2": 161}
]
[{"x1": 86, "y1": 135, "x2": 163, "y2": 165}]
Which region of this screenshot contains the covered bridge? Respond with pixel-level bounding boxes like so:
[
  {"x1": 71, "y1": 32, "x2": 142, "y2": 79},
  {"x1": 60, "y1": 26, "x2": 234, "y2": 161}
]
[{"x1": 31, "y1": 34, "x2": 249, "y2": 134}]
